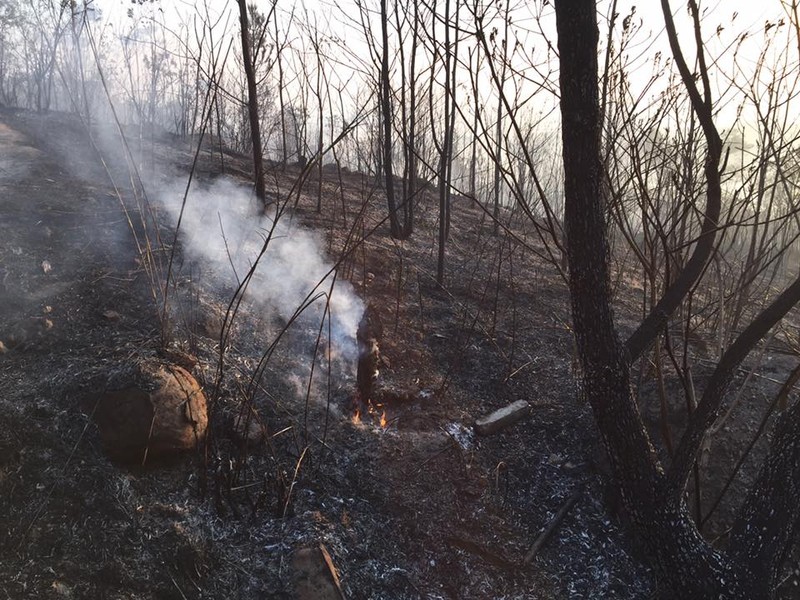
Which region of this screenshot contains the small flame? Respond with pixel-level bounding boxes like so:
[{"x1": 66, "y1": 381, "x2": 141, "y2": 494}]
[{"x1": 351, "y1": 398, "x2": 387, "y2": 429}]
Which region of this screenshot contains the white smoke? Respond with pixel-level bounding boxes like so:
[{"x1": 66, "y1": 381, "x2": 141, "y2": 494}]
[{"x1": 158, "y1": 177, "x2": 364, "y2": 363}]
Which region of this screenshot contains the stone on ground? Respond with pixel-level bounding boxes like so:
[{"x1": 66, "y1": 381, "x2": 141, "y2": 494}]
[{"x1": 474, "y1": 400, "x2": 531, "y2": 436}]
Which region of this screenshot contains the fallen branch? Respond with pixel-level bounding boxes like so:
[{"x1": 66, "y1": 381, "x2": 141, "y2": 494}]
[{"x1": 523, "y1": 482, "x2": 585, "y2": 565}]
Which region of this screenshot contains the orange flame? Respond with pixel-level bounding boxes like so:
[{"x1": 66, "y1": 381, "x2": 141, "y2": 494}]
[{"x1": 352, "y1": 400, "x2": 387, "y2": 429}]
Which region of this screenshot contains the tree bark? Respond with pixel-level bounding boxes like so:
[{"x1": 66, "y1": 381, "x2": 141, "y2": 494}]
[
  {"x1": 492, "y1": 4, "x2": 510, "y2": 236},
  {"x1": 404, "y1": 1, "x2": 417, "y2": 238},
  {"x1": 379, "y1": 0, "x2": 402, "y2": 239},
  {"x1": 730, "y1": 395, "x2": 800, "y2": 590},
  {"x1": 392, "y1": 0, "x2": 415, "y2": 239},
  {"x1": 436, "y1": 0, "x2": 457, "y2": 283},
  {"x1": 554, "y1": 1, "x2": 783, "y2": 597},
  {"x1": 236, "y1": 0, "x2": 267, "y2": 203},
  {"x1": 273, "y1": 13, "x2": 287, "y2": 170}
]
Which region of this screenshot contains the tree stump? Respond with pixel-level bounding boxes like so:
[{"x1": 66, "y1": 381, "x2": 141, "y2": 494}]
[
  {"x1": 93, "y1": 360, "x2": 207, "y2": 465},
  {"x1": 356, "y1": 303, "x2": 383, "y2": 403}
]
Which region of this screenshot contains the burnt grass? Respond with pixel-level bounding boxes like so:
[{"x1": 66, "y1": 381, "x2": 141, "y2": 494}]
[{"x1": 0, "y1": 108, "x2": 797, "y2": 599}]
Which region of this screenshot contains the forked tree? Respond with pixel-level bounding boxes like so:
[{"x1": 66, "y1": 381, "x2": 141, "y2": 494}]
[{"x1": 555, "y1": 0, "x2": 800, "y2": 597}]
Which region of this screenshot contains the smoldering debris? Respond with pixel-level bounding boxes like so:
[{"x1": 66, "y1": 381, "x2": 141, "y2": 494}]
[
  {"x1": 356, "y1": 302, "x2": 383, "y2": 404},
  {"x1": 157, "y1": 177, "x2": 364, "y2": 395}
]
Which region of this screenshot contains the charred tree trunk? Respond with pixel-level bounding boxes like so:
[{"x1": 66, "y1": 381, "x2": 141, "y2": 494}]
[
  {"x1": 273, "y1": 14, "x2": 288, "y2": 170},
  {"x1": 404, "y1": 54, "x2": 417, "y2": 237},
  {"x1": 236, "y1": 0, "x2": 267, "y2": 204},
  {"x1": 555, "y1": 1, "x2": 800, "y2": 597},
  {"x1": 396, "y1": 0, "x2": 417, "y2": 238},
  {"x1": 356, "y1": 303, "x2": 383, "y2": 404},
  {"x1": 379, "y1": 0, "x2": 403, "y2": 239},
  {"x1": 492, "y1": 4, "x2": 510, "y2": 236},
  {"x1": 436, "y1": 0, "x2": 456, "y2": 285}
]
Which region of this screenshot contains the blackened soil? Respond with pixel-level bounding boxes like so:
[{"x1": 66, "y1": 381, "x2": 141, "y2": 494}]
[{"x1": 1, "y1": 108, "x2": 793, "y2": 599}]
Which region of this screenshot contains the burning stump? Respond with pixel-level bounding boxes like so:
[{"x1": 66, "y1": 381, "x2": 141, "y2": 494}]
[
  {"x1": 356, "y1": 303, "x2": 383, "y2": 404},
  {"x1": 93, "y1": 359, "x2": 208, "y2": 465}
]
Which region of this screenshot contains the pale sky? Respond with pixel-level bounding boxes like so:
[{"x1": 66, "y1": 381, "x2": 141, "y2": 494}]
[{"x1": 90, "y1": 0, "x2": 795, "y2": 135}]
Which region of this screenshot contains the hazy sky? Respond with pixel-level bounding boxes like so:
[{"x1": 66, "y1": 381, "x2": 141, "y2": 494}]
[
  {"x1": 90, "y1": 0, "x2": 794, "y2": 132},
  {"x1": 92, "y1": 0, "x2": 788, "y2": 35}
]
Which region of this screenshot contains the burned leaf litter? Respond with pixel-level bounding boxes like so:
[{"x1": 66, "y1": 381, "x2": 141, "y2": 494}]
[{"x1": 0, "y1": 108, "x2": 656, "y2": 598}]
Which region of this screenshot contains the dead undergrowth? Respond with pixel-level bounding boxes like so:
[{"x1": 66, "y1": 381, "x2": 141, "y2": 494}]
[{"x1": 0, "y1": 108, "x2": 797, "y2": 599}]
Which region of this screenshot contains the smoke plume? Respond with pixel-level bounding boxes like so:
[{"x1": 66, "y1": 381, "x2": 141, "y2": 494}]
[{"x1": 159, "y1": 177, "x2": 364, "y2": 364}]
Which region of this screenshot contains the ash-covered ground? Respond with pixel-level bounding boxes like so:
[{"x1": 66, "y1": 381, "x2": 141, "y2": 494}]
[{"x1": 1, "y1": 108, "x2": 795, "y2": 599}]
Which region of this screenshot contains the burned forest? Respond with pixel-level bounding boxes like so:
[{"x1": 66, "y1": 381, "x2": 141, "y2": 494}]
[{"x1": 1, "y1": 0, "x2": 800, "y2": 598}]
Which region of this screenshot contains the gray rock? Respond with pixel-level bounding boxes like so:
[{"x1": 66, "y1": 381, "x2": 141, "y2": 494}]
[{"x1": 474, "y1": 400, "x2": 531, "y2": 435}]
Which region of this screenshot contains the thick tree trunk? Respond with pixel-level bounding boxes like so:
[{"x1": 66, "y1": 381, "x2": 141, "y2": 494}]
[
  {"x1": 236, "y1": 0, "x2": 267, "y2": 203},
  {"x1": 729, "y1": 395, "x2": 800, "y2": 590},
  {"x1": 554, "y1": 2, "x2": 780, "y2": 597}
]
